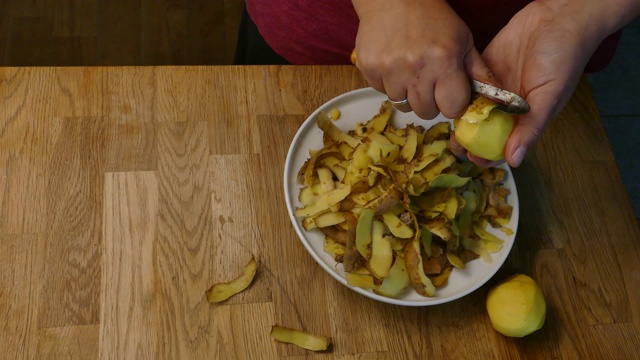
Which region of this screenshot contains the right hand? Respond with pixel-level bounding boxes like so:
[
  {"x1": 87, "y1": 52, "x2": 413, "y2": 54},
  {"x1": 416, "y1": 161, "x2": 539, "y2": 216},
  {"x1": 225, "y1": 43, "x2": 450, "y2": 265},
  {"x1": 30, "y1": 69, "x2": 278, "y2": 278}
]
[{"x1": 352, "y1": 0, "x2": 495, "y2": 120}]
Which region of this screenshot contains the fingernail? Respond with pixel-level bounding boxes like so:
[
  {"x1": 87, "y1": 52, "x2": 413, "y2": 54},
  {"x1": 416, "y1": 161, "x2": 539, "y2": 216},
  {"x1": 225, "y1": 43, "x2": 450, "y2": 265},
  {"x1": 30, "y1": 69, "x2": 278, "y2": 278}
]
[{"x1": 512, "y1": 146, "x2": 527, "y2": 167}]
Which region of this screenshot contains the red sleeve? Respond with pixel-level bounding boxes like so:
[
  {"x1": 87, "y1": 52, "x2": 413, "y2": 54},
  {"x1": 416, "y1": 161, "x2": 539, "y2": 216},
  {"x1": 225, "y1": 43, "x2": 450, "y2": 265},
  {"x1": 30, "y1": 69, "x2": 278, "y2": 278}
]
[
  {"x1": 246, "y1": 0, "x2": 359, "y2": 65},
  {"x1": 247, "y1": 0, "x2": 620, "y2": 72}
]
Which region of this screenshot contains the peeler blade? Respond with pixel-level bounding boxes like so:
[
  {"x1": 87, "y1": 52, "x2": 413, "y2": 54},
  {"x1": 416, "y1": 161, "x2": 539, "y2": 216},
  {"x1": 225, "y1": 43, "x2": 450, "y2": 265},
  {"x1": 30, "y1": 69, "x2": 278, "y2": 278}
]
[{"x1": 471, "y1": 80, "x2": 530, "y2": 114}]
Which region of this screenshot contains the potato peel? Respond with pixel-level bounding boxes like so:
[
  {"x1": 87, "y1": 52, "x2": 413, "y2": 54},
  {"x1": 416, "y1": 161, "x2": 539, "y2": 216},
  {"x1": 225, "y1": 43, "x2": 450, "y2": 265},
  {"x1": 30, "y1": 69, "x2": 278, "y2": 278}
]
[
  {"x1": 295, "y1": 101, "x2": 513, "y2": 298},
  {"x1": 404, "y1": 224, "x2": 436, "y2": 297},
  {"x1": 270, "y1": 325, "x2": 332, "y2": 352},
  {"x1": 205, "y1": 257, "x2": 258, "y2": 303}
]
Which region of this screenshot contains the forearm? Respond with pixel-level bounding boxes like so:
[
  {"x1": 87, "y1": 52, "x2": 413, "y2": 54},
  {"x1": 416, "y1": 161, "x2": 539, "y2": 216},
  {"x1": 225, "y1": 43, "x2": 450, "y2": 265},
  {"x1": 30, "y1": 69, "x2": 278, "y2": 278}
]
[
  {"x1": 540, "y1": 0, "x2": 640, "y2": 41},
  {"x1": 352, "y1": 0, "x2": 449, "y2": 19}
]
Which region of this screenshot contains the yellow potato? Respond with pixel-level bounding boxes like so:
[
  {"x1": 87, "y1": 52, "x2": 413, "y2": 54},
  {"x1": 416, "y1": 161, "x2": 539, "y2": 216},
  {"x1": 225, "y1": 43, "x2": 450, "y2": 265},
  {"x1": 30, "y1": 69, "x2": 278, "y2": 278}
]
[
  {"x1": 486, "y1": 274, "x2": 546, "y2": 337},
  {"x1": 454, "y1": 97, "x2": 515, "y2": 161}
]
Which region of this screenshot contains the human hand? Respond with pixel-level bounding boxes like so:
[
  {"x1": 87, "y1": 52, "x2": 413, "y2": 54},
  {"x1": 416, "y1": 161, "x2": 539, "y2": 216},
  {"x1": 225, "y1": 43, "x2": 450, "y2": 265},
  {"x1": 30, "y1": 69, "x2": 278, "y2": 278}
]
[
  {"x1": 450, "y1": 0, "x2": 634, "y2": 167},
  {"x1": 352, "y1": 0, "x2": 495, "y2": 120}
]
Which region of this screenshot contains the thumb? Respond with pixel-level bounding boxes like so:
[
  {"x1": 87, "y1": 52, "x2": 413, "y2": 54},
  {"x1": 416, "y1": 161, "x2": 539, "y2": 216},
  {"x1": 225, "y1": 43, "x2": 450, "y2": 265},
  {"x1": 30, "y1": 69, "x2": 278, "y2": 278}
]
[
  {"x1": 464, "y1": 47, "x2": 499, "y2": 86},
  {"x1": 504, "y1": 96, "x2": 551, "y2": 167}
]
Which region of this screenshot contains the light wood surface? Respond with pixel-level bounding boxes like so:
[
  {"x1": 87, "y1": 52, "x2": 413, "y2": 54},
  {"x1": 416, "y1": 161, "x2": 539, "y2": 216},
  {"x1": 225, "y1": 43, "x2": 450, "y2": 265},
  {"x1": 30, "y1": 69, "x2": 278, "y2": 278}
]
[{"x1": 1, "y1": 66, "x2": 639, "y2": 359}]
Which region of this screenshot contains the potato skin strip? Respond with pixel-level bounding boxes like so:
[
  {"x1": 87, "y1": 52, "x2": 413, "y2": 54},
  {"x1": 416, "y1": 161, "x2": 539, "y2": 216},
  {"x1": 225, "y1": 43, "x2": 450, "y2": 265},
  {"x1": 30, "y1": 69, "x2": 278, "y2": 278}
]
[
  {"x1": 270, "y1": 325, "x2": 332, "y2": 351},
  {"x1": 205, "y1": 257, "x2": 258, "y2": 303},
  {"x1": 317, "y1": 111, "x2": 360, "y2": 148},
  {"x1": 342, "y1": 212, "x2": 361, "y2": 272},
  {"x1": 404, "y1": 226, "x2": 436, "y2": 297}
]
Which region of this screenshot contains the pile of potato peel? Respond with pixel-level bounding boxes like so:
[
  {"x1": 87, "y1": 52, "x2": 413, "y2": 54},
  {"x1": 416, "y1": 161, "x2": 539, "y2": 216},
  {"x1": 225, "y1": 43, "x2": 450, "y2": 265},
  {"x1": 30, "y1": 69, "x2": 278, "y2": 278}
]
[{"x1": 295, "y1": 101, "x2": 513, "y2": 298}]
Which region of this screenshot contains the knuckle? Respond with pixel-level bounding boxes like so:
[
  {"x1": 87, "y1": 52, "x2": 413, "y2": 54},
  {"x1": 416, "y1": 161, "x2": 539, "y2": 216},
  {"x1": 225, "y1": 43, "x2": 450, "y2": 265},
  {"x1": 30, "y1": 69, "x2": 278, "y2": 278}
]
[{"x1": 426, "y1": 43, "x2": 456, "y2": 63}]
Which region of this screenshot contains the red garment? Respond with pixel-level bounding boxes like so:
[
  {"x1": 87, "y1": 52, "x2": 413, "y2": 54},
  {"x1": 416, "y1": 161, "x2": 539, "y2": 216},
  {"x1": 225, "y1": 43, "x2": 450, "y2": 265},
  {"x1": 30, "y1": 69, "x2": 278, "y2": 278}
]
[{"x1": 246, "y1": 0, "x2": 620, "y2": 72}]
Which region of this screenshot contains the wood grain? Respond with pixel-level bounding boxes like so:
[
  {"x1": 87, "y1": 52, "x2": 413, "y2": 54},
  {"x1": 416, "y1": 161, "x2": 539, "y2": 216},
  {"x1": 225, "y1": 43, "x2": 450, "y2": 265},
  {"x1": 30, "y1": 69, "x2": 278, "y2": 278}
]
[
  {"x1": 102, "y1": 171, "x2": 159, "y2": 358},
  {"x1": 0, "y1": 0, "x2": 245, "y2": 66},
  {"x1": 0, "y1": 66, "x2": 639, "y2": 359},
  {"x1": 0, "y1": 234, "x2": 44, "y2": 359},
  {"x1": 39, "y1": 117, "x2": 105, "y2": 329},
  {"x1": 0, "y1": 68, "x2": 52, "y2": 234},
  {"x1": 209, "y1": 154, "x2": 272, "y2": 305}
]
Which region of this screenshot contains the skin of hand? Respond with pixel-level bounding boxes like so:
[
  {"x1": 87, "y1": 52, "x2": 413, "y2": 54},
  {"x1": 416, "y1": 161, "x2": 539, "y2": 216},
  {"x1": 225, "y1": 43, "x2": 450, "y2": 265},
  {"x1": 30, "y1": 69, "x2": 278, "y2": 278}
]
[
  {"x1": 450, "y1": 0, "x2": 640, "y2": 168},
  {"x1": 351, "y1": 0, "x2": 495, "y2": 120}
]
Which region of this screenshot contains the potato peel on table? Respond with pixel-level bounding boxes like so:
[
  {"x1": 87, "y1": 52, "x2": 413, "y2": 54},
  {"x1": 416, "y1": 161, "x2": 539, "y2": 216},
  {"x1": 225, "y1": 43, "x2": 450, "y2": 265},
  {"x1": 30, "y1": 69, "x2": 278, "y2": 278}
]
[
  {"x1": 295, "y1": 101, "x2": 513, "y2": 298},
  {"x1": 270, "y1": 325, "x2": 332, "y2": 352},
  {"x1": 205, "y1": 256, "x2": 258, "y2": 303}
]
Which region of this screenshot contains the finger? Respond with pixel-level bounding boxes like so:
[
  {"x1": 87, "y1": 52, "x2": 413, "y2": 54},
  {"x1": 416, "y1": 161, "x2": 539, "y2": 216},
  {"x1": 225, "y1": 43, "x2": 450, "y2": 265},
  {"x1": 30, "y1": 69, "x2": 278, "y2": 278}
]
[
  {"x1": 354, "y1": 45, "x2": 389, "y2": 95},
  {"x1": 464, "y1": 47, "x2": 503, "y2": 88},
  {"x1": 357, "y1": 63, "x2": 386, "y2": 95},
  {"x1": 503, "y1": 117, "x2": 544, "y2": 168},
  {"x1": 432, "y1": 46, "x2": 494, "y2": 120},
  {"x1": 361, "y1": 68, "x2": 412, "y2": 113},
  {"x1": 380, "y1": 52, "x2": 419, "y2": 113},
  {"x1": 434, "y1": 70, "x2": 471, "y2": 119},
  {"x1": 407, "y1": 81, "x2": 439, "y2": 120},
  {"x1": 382, "y1": 77, "x2": 411, "y2": 113},
  {"x1": 503, "y1": 99, "x2": 549, "y2": 167},
  {"x1": 359, "y1": 49, "x2": 413, "y2": 113},
  {"x1": 390, "y1": 99, "x2": 412, "y2": 113},
  {"x1": 448, "y1": 131, "x2": 468, "y2": 159},
  {"x1": 467, "y1": 152, "x2": 505, "y2": 168}
]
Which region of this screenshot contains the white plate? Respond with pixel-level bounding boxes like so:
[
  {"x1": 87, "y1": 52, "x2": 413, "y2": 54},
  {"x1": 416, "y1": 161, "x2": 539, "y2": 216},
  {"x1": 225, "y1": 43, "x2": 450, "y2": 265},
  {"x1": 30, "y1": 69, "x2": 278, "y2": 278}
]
[{"x1": 284, "y1": 88, "x2": 519, "y2": 306}]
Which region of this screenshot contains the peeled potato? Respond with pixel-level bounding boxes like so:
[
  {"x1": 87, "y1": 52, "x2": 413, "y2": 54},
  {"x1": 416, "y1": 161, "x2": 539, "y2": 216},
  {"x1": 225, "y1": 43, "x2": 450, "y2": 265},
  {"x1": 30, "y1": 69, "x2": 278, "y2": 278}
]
[
  {"x1": 454, "y1": 97, "x2": 515, "y2": 161},
  {"x1": 486, "y1": 274, "x2": 546, "y2": 337}
]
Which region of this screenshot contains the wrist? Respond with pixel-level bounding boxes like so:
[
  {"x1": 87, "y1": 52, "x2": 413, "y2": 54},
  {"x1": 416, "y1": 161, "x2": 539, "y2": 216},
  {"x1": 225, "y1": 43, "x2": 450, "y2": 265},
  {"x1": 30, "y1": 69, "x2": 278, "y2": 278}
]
[{"x1": 352, "y1": 0, "x2": 392, "y2": 17}]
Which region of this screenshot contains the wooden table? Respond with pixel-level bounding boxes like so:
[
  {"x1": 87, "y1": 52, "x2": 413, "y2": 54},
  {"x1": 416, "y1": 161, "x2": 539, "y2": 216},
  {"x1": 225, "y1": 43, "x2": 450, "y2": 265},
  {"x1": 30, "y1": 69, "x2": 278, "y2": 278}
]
[{"x1": 1, "y1": 66, "x2": 639, "y2": 359}]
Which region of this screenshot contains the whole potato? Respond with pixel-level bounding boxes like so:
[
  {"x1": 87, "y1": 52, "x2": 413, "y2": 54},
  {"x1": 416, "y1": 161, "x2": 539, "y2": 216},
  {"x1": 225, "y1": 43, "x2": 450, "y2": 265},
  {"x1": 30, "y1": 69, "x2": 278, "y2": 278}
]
[{"x1": 486, "y1": 274, "x2": 546, "y2": 337}]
